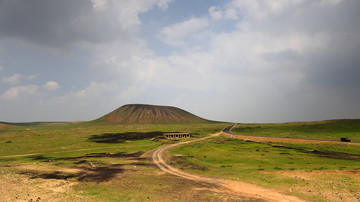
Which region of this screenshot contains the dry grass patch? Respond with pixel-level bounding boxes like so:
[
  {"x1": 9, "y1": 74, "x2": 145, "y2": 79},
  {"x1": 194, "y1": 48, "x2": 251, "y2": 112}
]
[{"x1": 262, "y1": 170, "x2": 360, "y2": 201}]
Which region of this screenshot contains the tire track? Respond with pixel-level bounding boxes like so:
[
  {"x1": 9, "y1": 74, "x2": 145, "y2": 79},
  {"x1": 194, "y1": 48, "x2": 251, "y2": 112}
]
[{"x1": 151, "y1": 130, "x2": 304, "y2": 202}]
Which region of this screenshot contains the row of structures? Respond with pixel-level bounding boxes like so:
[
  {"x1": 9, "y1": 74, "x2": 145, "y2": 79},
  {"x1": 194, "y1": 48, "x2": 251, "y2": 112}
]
[{"x1": 163, "y1": 133, "x2": 190, "y2": 139}]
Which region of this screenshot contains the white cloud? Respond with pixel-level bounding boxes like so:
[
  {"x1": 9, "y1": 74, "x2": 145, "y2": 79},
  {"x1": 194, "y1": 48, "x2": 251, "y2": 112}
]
[
  {"x1": 157, "y1": 0, "x2": 173, "y2": 11},
  {"x1": 224, "y1": 8, "x2": 238, "y2": 19},
  {"x1": 124, "y1": 0, "x2": 358, "y2": 122},
  {"x1": 209, "y1": 6, "x2": 223, "y2": 20},
  {"x1": 91, "y1": 0, "x2": 173, "y2": 12},
  {"x1": 320, "y1": 0, "x2": 343, "y2": 6},
  {"x1": 27, "y1": 74, "x2": 37, "y2": 80},
  {"x1": 48, "y1": 82, "x2": 120, "y2": 105},
  {"x1": 170, "y1": 94, "x2": 185, "y2": 106},
  {"x1": 0, "y1": 85, "x2": 38, "y2": 100},
  {"x1": 1, "y1": 73, "x2": 38, "y2": 84},
  {"x1": 1, "y1": 0, "x2": 359, "y2": 123},
  {"x1": 43, "y1": 81, "x2": 61, "y2": 90},
  {"x1": 227, "y1": 0, "x2": 305, "y2": 20},
  {"x1": 43, "y1": 81, "x2": 125, "y2": 120},
  {"x1": 91, "y1": 0, "x2": 107, "y2": 10},
  {"x1": 160, "y1": 17, "x2": 210, "y2": 46},
  {"x1": 89, "y1": 0, "x2": 173, "y2": 31},
  {"x1": 2, "y1": 74, "x2": 22, "y2": 84}
]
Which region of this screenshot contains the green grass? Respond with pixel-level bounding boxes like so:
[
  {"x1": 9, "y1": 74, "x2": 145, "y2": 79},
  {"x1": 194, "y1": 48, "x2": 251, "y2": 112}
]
[
  {"x1": 2, "y1": 119, "x2": 359, "y2": 201},
  {"x1": 0, "y1": 121, "x2": 228, "y2": 168},
  {"x1": 171, "y1": 136, "x2": 360, "y2": 173},
  {"x1": 233, "y1": 119, "x2": 360, "y2": 142},
  {"x1": 0, "y1": 122, "x2": 228, "y2": 158},
  {"x1": 0, "y1": 121, "x2": 233, "y2": 201},
  {"x1": 70, "y1": 164, "x2": 247, "y2": 201},
  {"x1": 270, "y1": 142, "x2": 360, "y2": 156},
  {"x1": 170, "y1": 135, "x2": 360, "y2": 201}
]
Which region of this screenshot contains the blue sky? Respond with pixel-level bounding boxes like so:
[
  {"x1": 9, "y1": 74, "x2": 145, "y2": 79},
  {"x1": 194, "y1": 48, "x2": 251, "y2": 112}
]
[{"x1": 1, "y1": 0, "x2": 360, "y2": 123}]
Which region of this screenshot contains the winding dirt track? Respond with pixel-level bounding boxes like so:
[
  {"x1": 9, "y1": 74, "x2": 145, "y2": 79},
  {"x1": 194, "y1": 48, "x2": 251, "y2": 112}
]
[{"x1": 151, "y1": 132, "x2": 304, "y2": 202}]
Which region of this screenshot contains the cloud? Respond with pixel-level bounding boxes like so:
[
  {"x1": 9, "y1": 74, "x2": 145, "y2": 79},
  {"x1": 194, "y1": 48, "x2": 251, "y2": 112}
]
[
  {"x1": 145, "y1": 0, "x2": 360, "y2": 122},
  {"x1": 160, "y1": 17, "x2": 210, "y2": 46},
  {"x1": 91, "y1": 0, "x2": 107, "y2": 10},
  {"x1": 0, "y1": 85, "x2": 38, "y2": 100},
  {"x1": 209, "y1": 6, "x2": 222, "y2": 20},
  {"x1": 43, "y1": 81, "x2": 126, "y2": 120},
  {"x1": 27, "y1": 74, "x2": 37, "y2": 80},
  {"x1": 43, "y1": 81, "x2": 61, "y2": 90},
  {"x1": 0, "y1": 65, "x2": 3, "y2": 71},
  {"x1": 157, "y1": 0, "x2": 173, "y2": 11},
  {"x1": 320, "y1": 0, "x2": 344, "y2": 6},
  {"x1": 72, "y1": 82, "x2": 116, "y2": 98},
  {"x1": 2, "y1": 74, "x2": 22, "y2": 84},
  {"x1": 0, "y1": 0, "x2": 172, "y2": 48},
  {"x1": 2, "y1": 73, "x2": 38, "y2": 84},
  {"x1": 0, "y1": 0, "x2": 359, "y2": 123},
  {"x1": 228, "y1": 0, "x2": 305, "y2": 20}
]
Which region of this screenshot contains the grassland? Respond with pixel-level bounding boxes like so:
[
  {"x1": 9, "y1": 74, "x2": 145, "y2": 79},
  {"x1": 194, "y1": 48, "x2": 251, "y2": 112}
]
[
  {"x1": 170, "y1": 135, "x2": 360, "y2": 201},
  {"x1": 1, "y1": 119, "x2": 359, "y2": 201},
  {"x1": 0, "y1": 121, "x2": 232, "y2": 201},
  {"x1": 232, "y1": 119, "x2": 360, "y2": 142}
]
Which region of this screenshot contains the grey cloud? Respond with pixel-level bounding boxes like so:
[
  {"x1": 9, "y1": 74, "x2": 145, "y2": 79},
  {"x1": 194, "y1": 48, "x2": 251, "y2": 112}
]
[
  {"x1": 306, "y1": 48, "x2": 360, "y2": 90},
  {"x1": 261, "y1": 49, "x2": 303, "y2": 63},
  {"x1": 0, "y1": 0, "x2": 130, "y2": 47},
  {"x1": 246, "y1": 0, "x2": 360, "y2": 89}
]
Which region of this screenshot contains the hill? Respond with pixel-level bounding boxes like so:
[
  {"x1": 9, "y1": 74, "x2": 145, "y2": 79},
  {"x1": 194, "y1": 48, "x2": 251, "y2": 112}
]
[{"x1": 96, "y1": 104, "x2": 213, "y2": 124}]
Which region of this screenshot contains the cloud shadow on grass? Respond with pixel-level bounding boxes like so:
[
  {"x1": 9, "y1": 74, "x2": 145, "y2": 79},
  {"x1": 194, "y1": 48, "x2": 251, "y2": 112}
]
[
  {"x1": 88, "y1": 131, "x2": 163, "y2": 143},
  {"x1": 24, "y1": 151, "x2": 153, "y2": 183},
  {"x1": 20, "y1": 165, "x2": 125, "y2": 183}
]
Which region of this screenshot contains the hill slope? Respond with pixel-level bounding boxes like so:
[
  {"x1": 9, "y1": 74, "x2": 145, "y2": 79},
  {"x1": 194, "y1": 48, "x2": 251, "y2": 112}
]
[{"x1": 96, "y1": 104, "x2": 212, "y2": 124}]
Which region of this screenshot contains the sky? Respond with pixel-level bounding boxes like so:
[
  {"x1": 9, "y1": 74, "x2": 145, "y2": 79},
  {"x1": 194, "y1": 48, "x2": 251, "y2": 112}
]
[{"x1": 0, "y1": 0, "x2": 360, "y2": 123}]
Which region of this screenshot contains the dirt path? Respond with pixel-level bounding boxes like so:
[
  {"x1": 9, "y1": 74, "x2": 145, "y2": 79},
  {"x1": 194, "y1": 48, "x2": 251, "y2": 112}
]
[
  {"x1": 224, "y1": 124, "x2": 360, "y2": 145},
  {"x1": 151, "y1": 132, "x2": 304, "y2": 202},
  {"x1": 227, "y1": 133, "x2": 360, "y2": 145}
]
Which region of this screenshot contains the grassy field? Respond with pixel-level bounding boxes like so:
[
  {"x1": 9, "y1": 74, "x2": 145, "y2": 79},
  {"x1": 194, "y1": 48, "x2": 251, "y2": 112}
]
[
  {"x1": 170, "y1": 135, "x2": 360, "y2": 201},
  {"x1": 1, "y1": 119, "x2": 360, "y2": 201},
  {"x1": 0, "y1": 122, "x2": 234, "y2": 201},
  {"x1": 232, "y1": 119, "x2": 360, "y2": 142},
  {"x1": 0, "y1": 122, "x2": 225, "y2": 157},
  {"x1": 269, "y1": 142, "x2": 360, "y2": 156}
]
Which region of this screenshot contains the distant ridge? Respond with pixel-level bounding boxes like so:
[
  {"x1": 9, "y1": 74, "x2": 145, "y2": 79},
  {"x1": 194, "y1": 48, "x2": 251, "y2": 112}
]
[{"x1": 96, "y1": 104, "x2": 212, "y2": 124}]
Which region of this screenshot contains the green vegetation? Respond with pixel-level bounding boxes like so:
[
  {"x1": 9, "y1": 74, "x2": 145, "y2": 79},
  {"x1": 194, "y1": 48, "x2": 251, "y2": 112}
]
[
  {"x1": 271, "y1": 142, "x2": 360, "y2": 156},
  {"x1": 0, "y1": 122, "x2": 226, "y2": 158},
  {"x1": 1, "y1": 118, "x2": 359, "y2": 201},
  {"x1": 170, "y1": 135, "x2": 360, "y2": 201},
  {"x1": 233, "y1": 119, "x2": 360, "y2": 142},
  {"x1": 0, "y1": 121, "x2": 231, "y2": 201}
]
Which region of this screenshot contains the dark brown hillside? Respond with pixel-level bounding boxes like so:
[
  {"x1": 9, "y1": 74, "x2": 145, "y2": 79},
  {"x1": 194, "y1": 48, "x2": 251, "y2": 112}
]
[{"x1": 96, "y1": 104, "x2": 212, "y2": 124}]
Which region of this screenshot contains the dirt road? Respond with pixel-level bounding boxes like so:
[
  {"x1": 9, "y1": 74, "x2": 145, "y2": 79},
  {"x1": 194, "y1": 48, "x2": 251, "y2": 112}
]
[{"x1": 151, "y1": 132, "x2": 304, "y2": 202}]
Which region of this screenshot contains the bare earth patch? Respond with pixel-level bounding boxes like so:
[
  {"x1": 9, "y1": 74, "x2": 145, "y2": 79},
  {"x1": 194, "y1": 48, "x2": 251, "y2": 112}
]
[
  {"x1": 1, "y1": 151, "x2": 259, "y2": 201},
  {"x1": 13, "y1": 164, "x2": 83, "y2": 174},
  {"x1": 262, "y1": 170, "x2": 360, "y2": 201},
  {"x1": 0, "y1": 171, "x2": 81, "y2": 201}
]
